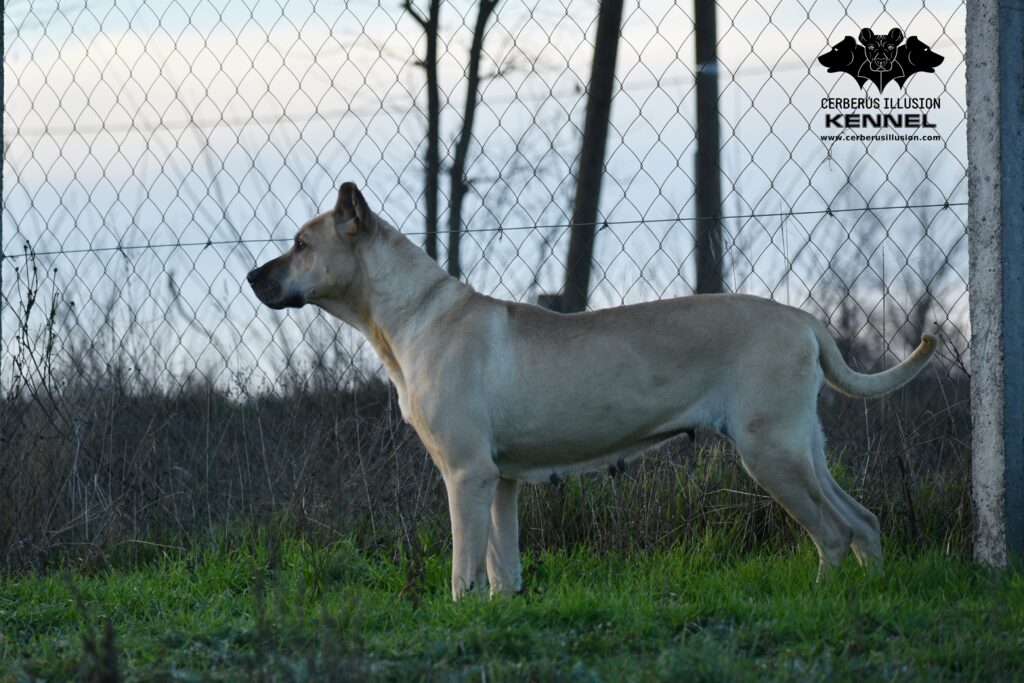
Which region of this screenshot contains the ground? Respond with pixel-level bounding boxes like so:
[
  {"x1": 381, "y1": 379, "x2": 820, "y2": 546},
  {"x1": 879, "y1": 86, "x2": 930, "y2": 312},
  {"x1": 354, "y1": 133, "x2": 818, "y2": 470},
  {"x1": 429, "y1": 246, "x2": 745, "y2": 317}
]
[{"x1": 2, "y1": 536, "x2": 1022, "y2": 682}]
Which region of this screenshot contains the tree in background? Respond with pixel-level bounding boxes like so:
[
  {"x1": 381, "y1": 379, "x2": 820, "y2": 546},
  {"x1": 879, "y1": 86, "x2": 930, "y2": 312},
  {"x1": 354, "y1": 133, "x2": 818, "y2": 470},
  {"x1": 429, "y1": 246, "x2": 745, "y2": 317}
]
[
  {"x1": 404, "y1": 0, "x2": 442, "y2": 261},
  {"x1": 404, "y1": 0, "x2": 501, "y2": 279},
  {"x1": 446, "y1": 0, "x2": 500, "y2": 279},
  {"x1": 560, "y1": 0, "x2": 625, "y2": 313},
  {"x1": 694, "y1": 0, "x2": 723, "y2": 293}
]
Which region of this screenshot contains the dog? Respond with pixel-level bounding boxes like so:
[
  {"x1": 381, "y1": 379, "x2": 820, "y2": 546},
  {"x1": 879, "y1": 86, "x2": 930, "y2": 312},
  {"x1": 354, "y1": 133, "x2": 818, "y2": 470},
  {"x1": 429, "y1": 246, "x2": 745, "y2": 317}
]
[
  {"x1": 894, "y1": 36, "x2": 945, "y2": 88},
  {"x1": 247, "y1": 182, "x2": 937, "y2": 599},
  {"x1": 817, "y1": 35, "x2": 869, "y2": 88}
]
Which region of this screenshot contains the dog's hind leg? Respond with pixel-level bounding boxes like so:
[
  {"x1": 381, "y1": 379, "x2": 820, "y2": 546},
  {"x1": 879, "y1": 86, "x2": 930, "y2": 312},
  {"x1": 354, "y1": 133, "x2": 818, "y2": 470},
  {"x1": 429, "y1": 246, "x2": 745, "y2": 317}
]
[
  {"x1": 734, "y1": 423, "x2": 854, "y2": 581},
  {"x1": 829, "y1": 479, "x2": 883, "y2": 571},
  {"x1": 487, "y1": 478, "x2": 522, "y2": 595},
  {"x1": 810, "y1": 423, "x2": 883, "y2": 571}
]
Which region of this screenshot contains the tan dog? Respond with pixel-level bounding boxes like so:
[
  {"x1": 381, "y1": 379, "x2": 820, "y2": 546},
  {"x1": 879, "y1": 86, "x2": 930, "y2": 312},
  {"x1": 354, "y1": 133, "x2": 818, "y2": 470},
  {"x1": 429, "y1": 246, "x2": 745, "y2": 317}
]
[{"x1": 247, "y1": 182, "x2": 937, "y2": 599}]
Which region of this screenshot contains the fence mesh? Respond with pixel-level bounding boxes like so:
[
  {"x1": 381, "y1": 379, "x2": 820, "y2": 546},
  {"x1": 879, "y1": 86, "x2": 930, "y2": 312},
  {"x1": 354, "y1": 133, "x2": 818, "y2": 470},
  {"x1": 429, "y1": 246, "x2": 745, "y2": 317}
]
[{"x1": 2, "y1": 0, "x2": 970, "y2": 568}]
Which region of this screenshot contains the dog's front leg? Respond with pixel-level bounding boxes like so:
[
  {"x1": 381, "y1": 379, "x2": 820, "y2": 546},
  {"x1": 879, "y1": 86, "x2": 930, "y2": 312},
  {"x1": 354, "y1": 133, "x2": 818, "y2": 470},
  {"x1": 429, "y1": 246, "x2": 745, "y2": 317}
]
[
  {"x1": 487, "y1": 478, "x2": 521, "y2": 595},
  {"x1": 443, "y1": 465, "x2": 499, "y2": 600}
]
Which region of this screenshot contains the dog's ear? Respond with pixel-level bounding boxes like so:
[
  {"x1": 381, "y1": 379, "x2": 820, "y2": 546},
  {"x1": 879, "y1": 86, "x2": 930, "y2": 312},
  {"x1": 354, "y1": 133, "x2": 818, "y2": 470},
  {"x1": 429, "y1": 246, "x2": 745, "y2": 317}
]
[
  {"x1": 858, "y1": 28, "x2": 875, "y2": 44},
  {"x1": 335, "y1": 182, "x2": 374, "y2": 235},
  {"x1": 887, "y1": 28, "x2": 904, "y2": 44}
]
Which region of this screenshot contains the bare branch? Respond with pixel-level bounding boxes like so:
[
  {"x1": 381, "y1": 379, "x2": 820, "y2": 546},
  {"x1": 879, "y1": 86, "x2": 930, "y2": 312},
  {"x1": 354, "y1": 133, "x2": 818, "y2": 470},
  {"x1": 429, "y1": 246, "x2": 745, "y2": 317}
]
[
  {"x1": 403, "y1": 0, "x2": 442, "y2": 260},
  {"x1": 447, "y1": 0, "x2": 501, "y2": 278},
  {"x1": 402, "y1": 0, "x2": 429, "y2": 29}
]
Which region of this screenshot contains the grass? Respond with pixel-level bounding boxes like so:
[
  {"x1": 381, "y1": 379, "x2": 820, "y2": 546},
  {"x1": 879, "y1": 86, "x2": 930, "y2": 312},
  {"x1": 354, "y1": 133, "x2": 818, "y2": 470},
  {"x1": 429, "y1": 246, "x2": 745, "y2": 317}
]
[{"x1": 3, "y1": 533, "x2": 1022, "y2": 682}]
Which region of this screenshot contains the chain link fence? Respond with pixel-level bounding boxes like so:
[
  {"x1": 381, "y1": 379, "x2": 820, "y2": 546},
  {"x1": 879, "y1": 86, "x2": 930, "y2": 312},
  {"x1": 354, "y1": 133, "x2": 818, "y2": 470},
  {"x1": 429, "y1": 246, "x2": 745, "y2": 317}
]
[{"x1": 2, "y1": 0, "x2": 970, "y2": 569}]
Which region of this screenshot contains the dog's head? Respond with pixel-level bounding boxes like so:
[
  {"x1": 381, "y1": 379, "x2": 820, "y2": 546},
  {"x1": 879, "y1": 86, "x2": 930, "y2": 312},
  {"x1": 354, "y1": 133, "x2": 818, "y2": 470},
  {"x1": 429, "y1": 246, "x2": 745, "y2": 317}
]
[
  {"x1": 818, "y1": 35, "x2": 862, "y2": 72},
  {"x1": 247, "y1": 182, "x2": 375, "y2": 310},
  {"x1": 901, "y1": 36, "x2": 943, "y2": 72},
  {"x1": 859, "y1": 28, "x2": 903, "y2": 72}
]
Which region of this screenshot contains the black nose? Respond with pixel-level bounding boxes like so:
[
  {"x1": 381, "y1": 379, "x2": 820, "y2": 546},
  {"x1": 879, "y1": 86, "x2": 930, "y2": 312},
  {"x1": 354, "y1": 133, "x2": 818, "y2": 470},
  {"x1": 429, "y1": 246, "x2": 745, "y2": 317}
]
[{"x1": 247, "y1": 267, "x2": 260, "y2": 284}]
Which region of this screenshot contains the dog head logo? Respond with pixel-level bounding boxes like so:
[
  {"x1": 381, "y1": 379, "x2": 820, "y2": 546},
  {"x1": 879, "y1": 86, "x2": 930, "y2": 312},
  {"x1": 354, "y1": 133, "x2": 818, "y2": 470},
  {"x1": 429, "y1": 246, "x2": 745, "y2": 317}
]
[
  {"x1": 861, "y1": 28, "x2": 903, "y2": 74},
  {"x1": 817, "y1": 28, "x2": 944, "y2": 92}
]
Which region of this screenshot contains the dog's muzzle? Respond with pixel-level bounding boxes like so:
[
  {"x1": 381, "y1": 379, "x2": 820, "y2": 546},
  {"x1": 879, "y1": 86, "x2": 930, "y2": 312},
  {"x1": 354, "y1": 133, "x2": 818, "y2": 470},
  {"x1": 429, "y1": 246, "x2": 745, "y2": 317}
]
[
  {"x1": 870, "y1": 57, "x2": 893, "y2": 72},
  {"x1": 247, "y1": 263, "x2": 306, "y2": 310}
]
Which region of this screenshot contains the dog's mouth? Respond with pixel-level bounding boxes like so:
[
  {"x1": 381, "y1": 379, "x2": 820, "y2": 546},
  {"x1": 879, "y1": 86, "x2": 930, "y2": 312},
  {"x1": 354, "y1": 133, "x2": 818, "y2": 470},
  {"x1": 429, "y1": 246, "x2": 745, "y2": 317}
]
[
  {"x1": 266, "y1": 294, "x2": 307, "y2": 310},
  {"x1": 249, "y1": 279, "x2": 307, "y2": 310}
]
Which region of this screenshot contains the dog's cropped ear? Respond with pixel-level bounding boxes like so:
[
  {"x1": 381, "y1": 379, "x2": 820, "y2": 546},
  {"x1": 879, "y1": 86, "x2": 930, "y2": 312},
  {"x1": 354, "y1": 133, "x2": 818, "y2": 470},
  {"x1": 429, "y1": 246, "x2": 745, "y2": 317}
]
[
  {"x1": 859, "y1": 28, "x2": 875, "y2": 44},
  {"x1": 887, "y1": 28, "x2": 904, "y2": 44},
  {"x1": 335, "y1": 182, "x2": 374, "y2": 235}
]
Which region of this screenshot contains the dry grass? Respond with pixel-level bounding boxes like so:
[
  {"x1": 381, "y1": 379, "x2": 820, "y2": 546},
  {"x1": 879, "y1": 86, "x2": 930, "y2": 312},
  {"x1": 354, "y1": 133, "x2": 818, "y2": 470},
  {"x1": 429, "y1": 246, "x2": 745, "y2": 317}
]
[{"x1": 1, "y1": 357, "x2": 970, "y2": 573}]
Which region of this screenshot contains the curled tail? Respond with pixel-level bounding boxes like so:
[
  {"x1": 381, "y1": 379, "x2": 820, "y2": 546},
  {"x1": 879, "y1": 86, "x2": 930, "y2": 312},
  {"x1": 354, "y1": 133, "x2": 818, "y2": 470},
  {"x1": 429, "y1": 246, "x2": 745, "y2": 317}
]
[{"x1": 812, "y1": 323, "x2": 937, "y2": 398}]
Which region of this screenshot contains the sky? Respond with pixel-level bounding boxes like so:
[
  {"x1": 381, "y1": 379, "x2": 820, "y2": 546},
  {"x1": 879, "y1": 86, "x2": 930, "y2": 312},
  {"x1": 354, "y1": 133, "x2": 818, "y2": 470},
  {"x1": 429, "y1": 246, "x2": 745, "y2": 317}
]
[{"x1": 2, "y1": 0, "x2": 969, "y2": 391}]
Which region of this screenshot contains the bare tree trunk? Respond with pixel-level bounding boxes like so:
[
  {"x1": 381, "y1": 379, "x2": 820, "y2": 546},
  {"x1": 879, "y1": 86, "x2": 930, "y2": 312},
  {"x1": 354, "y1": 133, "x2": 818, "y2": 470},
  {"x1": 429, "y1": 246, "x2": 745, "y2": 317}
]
[
  {"x1": 694, "y1": 0, "x2": 723, "y2": 293},
  {"x1": 560, "y1": 0, "x2": 625, "y2": 313},
  {"x1": 404, "y1": 0, "x2": 442, "y2": 261},
  {"x1": 446, "y1": 0, "x2": 500, "y2": 279}
]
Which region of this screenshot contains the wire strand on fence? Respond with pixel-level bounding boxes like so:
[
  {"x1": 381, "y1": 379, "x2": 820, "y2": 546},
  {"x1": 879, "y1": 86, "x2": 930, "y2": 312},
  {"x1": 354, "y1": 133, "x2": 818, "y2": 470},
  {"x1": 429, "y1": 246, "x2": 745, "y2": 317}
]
[{"x1": 1, "y1": 202, "x2": 968, "y2": 260}]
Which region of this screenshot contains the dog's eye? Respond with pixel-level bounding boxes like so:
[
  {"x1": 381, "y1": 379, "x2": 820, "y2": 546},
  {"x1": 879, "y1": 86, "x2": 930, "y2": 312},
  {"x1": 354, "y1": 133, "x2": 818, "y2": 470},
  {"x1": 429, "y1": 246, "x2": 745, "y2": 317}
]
[{"x1": 295, "y1": 240, "x2": 307, "y2": 251}]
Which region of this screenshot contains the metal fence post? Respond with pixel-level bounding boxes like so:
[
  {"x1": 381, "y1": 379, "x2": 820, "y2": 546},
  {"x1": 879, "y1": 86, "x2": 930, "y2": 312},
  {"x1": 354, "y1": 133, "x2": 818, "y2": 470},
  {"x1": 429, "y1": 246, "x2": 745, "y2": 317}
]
[{"x1": 966, "y1": 0, "x2": 1024, "y2": 565}]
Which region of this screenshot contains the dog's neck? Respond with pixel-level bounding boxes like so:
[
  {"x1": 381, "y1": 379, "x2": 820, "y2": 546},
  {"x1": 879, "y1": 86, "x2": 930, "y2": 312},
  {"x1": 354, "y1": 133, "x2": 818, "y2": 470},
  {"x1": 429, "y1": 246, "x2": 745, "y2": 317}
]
[{"x1": 317, "y1": 217, "x2": 472, "y2": 381}]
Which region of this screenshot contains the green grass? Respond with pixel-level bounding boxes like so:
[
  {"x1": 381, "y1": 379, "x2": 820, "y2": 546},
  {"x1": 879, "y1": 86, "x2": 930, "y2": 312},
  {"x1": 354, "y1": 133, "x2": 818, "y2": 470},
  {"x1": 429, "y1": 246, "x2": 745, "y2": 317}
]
[{"x1": 2, "y1": 535, "x2": 1022, "y2": 682}]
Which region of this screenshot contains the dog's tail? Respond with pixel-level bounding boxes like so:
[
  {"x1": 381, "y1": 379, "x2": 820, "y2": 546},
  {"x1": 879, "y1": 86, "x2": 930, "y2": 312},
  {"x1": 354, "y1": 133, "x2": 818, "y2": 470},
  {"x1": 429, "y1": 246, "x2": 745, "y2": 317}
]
[{"x1": 812, "y1": 322, "x2": 937, "y2": 399}]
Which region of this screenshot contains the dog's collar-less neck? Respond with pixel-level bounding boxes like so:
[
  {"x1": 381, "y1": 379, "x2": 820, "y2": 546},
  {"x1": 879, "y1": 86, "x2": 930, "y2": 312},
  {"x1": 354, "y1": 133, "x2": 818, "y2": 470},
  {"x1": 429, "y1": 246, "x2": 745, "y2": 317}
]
[
  {"x1": 407, "y1": 272, "x2": 458, "y2": 314},
  {"x1": 340, "y1": 223, "x2": 470, "y2": 377}
]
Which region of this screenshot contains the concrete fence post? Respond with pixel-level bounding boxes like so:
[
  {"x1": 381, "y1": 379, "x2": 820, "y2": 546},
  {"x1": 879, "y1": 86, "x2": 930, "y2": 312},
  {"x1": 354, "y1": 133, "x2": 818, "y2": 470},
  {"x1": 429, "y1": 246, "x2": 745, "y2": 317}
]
[{"x1": 966, "y1": 0, "x2": 1024, "y2": 565}]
